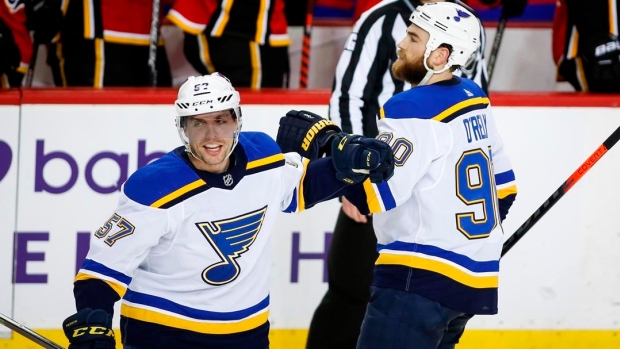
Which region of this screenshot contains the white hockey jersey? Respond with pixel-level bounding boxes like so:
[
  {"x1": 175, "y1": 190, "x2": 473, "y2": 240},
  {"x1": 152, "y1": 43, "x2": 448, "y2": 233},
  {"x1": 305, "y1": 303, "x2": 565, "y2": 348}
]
[
  {"x1": 73, "y1": 132, "x2": 322, "y2": 348},
  {"x1": 348, "y1": 77, "x2": 517, "y2": 314}
]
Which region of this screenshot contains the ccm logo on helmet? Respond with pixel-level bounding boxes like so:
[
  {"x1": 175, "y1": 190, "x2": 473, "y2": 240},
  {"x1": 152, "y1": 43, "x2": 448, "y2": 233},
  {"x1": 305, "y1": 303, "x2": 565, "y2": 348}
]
[
  {"x1": 192, "y1": 100, "x2": 214, "y2": 106},
  {"x1": 302, "y1": 119, "x2": 337, "y2": 151}
]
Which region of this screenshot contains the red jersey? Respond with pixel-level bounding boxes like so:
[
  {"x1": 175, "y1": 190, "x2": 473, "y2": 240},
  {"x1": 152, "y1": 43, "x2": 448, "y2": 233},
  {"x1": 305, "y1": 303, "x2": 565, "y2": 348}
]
[
  {"x1": 64, "y1": 0, "x2": 174, "y2": 45},
  {"x1": 1, "y1": 0, "x2": 32, "y2": 72},
  {"x1": 167, "y1": 0, "x2": 289, "y2": 46}
]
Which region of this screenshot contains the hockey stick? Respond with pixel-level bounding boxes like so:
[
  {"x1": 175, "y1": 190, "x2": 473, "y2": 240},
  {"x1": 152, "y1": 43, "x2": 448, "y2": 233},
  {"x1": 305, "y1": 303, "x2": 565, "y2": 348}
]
[
  {"x1": 299, "y1": 0, "x2": 316, "y2": 88},
  {"x1": 0, "y1": 312, "x2": 65, "y2": 349},
  {"x1": 501, "y1": 125, "x2": 620, "y2": 256},
  {"x1": 24, "y1": 39, "x2": 39, "y2": 87},
  {"x1": 486, "y1": 14, "x2": 506, "y2": 86},
  {"x1": 148, "y1": 0, "x2": 160, "y2": 87}
]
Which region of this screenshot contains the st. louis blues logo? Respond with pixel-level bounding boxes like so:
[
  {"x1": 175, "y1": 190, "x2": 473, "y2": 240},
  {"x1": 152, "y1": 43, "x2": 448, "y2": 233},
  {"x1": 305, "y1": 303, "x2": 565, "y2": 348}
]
[
  {"x1": 195, "y1": 206, "x2": 267, "y2": 285},
  {"x1": 454, "y1": 9, "x2": 471, "y2": 22}
]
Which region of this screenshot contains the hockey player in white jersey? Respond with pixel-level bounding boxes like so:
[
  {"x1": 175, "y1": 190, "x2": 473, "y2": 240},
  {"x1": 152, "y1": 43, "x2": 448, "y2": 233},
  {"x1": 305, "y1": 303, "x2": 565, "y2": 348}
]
[
  {"x1": 348, "y1": 3, "x2": 518, "y2": 348},
  {"x1": 60, "y1": 73, "x2": 394, "y2": 349},
  {"x1": 276, "y1": 3, "x2": 517, "y2": 349}
]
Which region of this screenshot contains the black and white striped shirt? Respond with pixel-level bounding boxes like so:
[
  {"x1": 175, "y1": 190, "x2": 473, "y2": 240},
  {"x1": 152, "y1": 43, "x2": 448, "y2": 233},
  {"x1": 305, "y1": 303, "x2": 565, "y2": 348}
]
[{"x1": 329, "y1": 0, "x2": 488, "y2": 137}]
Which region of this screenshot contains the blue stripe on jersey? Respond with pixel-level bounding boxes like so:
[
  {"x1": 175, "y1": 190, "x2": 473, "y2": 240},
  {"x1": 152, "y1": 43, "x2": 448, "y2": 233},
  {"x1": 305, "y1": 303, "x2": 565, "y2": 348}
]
[
  {"x1": 283, "y1": 188, "x2": 298, "y2": 213},
  {"x1": 124, "y1": 290, "x2": 270, "y2": 321},
  {"x1": 81, "y1": 259, "x2": 132, "y2": 285},
  {"x1": 495, "y1": 170, "x2": 516, "y2": 185},
  {"x1": 376, "y1": 181, "x2": 396, "y2": 210},
  {"x1": 373, "y1": 264, "x2": 498, "y2": 314},
  {"x1": 377, "y1": 242, "x2": 499, "y2": 273}
]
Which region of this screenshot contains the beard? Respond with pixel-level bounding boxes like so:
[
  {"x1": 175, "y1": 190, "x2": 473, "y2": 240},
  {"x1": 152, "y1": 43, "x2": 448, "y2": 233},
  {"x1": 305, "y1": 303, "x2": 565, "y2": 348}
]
[{"x1": 391, "y1": 54, "x2": 428, "y2": 85}]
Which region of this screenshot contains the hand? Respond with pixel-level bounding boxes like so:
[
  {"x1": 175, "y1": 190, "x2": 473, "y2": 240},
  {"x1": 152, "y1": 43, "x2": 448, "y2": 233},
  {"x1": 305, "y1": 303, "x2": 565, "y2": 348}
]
[
  {"x1": 331, "y1": 132, "x2": 394, "y2": 184},
  {"x1": 342, "y1": 196, "x2": 368, "y2": 223},
  {"x1": 581, "y1": 34, "x2": 620, "y2": 92},
  {"x1": 276, "y1": 110, "x2": 342, "y2": 159},
  {"x1": 63, "y1": 308, "x2": 115, "y2": 349}
]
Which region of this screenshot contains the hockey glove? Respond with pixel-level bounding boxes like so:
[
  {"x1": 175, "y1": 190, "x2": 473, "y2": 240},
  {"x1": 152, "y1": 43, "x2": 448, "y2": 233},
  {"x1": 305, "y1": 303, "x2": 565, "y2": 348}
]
[
  {"x1": 276, "y1": 109, "x2": 342, "y2": 159},
  {"x1": 331, "y1": 133, "x2": 394, "y2": 184},
  {"x1": 581, "y1": 34, "x2": 620, "y2": 93},
  {"x1": 63, "y1": 308, "x2": 115, "y2": 349}
]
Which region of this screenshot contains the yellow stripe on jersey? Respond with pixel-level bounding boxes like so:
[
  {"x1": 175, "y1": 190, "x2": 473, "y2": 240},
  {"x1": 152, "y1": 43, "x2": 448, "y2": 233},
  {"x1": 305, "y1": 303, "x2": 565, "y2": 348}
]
[
  {"x1": 83, "y1": 0, "x2": 93, "y2": 39},
  {"x1": 568, "y1": 27, "x2": 579, "y2": 59},
  {"x1": 297, "y1": 158, "x2": 310, "y2": 212},
  {"x1": 379, "y1": 107, "x2": 386, "y2": 120},
  {"x1": 103, "y1": 35, "x2": 150, "y2": 46},
  {"x1": 376, "y1": 253, "x2": 498, "y2": 288},
  {"x1": 150, "y1": 179, "x2": 207, "y2": 208},
  {"x1": 249, "y1": 41, "x2": 261, "y2": 89},
  {"x1": 74, "y1": 272, "x2": 127, "y2": 298},
  {"x1": 432, "y1": 97, "x2": 490, "y2": 122},
  {"x1": 269, "y1": 36, "x2": 291, "y2": 47},
  {"x1": 497, "y1": 185, "x2": 517, "y2": 199},
  {"x1": 254, "y1": 0, "x2": 268, "y2": 43},
  {"x1": 121, "y1": 304, "x2": 269, "y2": 334},
  {"x1": 575, "y1": 57, "x2": 589, "y2": 91},
  {"x1": 363, "y1": 179, "x2": 383, "y2": 213},
  {"x1": 246, "y1": 154, "x2": 285, "y2": 170},
  {"x1": 93, "y1": 38, "x2": 104, "y2": 87},
  {"x1": 610, "y1": 0, "x2": 618, "y2": 36},
  {"x1": 199, "y1": 34, "x2": 216, "y2": 73},
  {"x1": 213, "y1": 0, "x2": 235, "y2": 37},
  {"x1": 167, "y1": 11, "x2": 204, "y2": 35}
]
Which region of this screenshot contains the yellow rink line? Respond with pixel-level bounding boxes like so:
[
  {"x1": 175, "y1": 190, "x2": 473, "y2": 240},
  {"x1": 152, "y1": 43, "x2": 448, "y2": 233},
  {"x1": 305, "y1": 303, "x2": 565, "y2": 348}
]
[{"x1": 1, "y1": 329, "x2": 619, "y2": 348}]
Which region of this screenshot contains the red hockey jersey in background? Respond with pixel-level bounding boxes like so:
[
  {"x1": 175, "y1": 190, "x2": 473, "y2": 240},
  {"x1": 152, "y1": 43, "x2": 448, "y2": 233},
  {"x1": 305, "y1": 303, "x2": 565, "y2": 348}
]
[
  {"x1": 167, "y1": 0, "x2": 289, "y2": 46},
  {"x1": 0, "y1": 0, "x2": 32, "y2": 73}
]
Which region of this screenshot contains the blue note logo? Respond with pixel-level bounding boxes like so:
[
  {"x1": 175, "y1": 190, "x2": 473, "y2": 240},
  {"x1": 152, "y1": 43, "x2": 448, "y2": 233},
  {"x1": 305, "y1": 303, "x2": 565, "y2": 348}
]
[
  {"x1": 196, "y1": 206, "x2": 268, "y2": 285},
  {"x1": 454, "y1": 9, "x2": 471, "y2": 22},
  {"x1": 0, "y1": 141, "x2": 12, "y2": 182}
]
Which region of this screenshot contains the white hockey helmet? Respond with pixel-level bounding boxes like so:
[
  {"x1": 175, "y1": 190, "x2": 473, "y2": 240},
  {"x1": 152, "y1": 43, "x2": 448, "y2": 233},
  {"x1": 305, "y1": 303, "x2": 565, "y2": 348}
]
[
  {"x1": 175, "y1": 73, "x2": 242, "y2": 152},
  {"x1": 410, "y1": 2, "x2": 480, "y2": 71}
]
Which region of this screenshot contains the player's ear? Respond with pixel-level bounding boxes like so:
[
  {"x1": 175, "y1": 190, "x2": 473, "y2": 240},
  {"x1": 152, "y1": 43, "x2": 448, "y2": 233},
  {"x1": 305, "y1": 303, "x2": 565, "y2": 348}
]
[{"x1": 431, "y1": 46, "x2": 450, "y2": 67}]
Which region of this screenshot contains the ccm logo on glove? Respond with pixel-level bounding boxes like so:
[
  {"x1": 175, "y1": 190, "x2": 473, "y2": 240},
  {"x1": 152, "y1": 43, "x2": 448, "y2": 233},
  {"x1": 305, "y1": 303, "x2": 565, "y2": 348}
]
[{"x1": 69, "y1": 326, "x2": 114, "y2": 338}]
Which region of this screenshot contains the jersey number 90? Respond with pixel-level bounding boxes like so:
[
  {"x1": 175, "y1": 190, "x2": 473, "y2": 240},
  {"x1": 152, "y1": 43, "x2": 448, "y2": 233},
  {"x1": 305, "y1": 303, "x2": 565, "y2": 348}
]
[{"x1": 455, "y1": 149, "x2": 498, "y2": 239}]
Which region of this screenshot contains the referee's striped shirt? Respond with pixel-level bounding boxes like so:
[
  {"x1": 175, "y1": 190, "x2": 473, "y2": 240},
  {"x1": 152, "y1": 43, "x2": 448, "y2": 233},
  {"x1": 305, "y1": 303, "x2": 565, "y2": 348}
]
[{"x1": 329, "y1": 0, "x2": 488, "y2": 137}]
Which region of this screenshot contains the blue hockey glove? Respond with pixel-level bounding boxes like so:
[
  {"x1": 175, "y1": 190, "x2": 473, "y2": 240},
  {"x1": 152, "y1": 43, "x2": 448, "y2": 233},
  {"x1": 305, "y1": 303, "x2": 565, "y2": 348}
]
[
  {"x1": 62, "y1": 308, "x2": 115, "y2": 349},
  {"x1": 331, "y1": 133, "x2": 394, "y2": 184}
]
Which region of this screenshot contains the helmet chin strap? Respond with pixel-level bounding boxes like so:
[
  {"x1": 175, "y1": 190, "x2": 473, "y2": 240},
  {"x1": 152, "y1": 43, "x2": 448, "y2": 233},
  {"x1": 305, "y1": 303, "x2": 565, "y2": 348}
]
[{"x1": 418, "y1": 50, "x2": 451, "y2": 86}]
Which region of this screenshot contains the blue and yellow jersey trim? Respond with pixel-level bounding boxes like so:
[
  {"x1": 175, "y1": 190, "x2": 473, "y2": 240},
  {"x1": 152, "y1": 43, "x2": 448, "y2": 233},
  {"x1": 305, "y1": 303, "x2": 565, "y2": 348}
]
[
  {"x1": 121, "y1": 290, "x2": 269, "y2": 334},
  {"x1": 75, "y1": 259, "x2": 131, "y2": 298},
  {"x1": 240, "y1": 132, "x2": 286, "y2": 175},
  {"x1": 495, "y1": 170, "x2": 517, "y2": 199},
  {"x1": 376, "y1": 242, "x2": 499, "y2": 289},
  {"x1": 362, "y1": 179, "x2": 396, "y2": 213},
  {"x1": 379, "y1": 78, "x2": 489, "y2": 123},
  {"x1": 123, "y1": 151, "x2": 209, "y2": 209}
]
